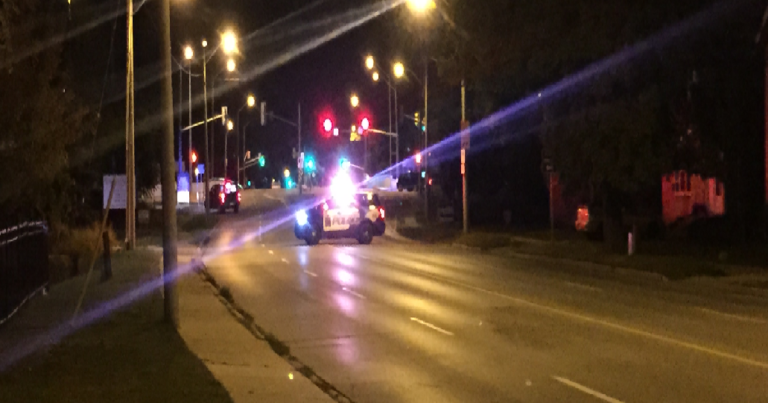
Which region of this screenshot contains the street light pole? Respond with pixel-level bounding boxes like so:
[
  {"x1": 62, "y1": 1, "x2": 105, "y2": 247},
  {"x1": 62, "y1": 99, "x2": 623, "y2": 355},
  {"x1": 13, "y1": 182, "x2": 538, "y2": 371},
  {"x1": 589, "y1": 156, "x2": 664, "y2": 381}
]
[
  {"x1": 188, "y1": 58, "x2": 192, "y2": 185},
  {"x1": 423, "y1": 58, "x2": 429, "y2": 222},
  {"x1": 298, "y1": 103, "x2": 302, "y2": 195},
  {"x1": 203, "y1": 42, "x2": 210, "y2": 214},
  {"x1": 159, "y1": 0, "x2": 178, "y2": 325},
  {"x1": 125, "y1": 0, "x2": 136, "y2": 250}
]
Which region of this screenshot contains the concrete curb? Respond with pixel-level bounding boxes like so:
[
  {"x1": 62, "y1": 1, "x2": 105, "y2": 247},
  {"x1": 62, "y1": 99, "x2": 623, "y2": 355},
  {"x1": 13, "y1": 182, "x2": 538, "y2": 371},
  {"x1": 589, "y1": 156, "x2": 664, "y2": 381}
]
[{"x1": 194, "y1": 259, "x2": 355, "y2": 403}]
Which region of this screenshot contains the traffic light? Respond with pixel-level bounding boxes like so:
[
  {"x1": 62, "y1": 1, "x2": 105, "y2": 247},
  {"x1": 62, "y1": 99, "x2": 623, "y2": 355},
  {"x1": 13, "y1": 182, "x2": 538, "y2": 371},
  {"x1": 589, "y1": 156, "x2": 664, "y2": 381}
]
[
  {"x1": 414, "y1": 112, "x2": 419, "y2": 126},
  {"x1": 415, "y1": 152, "x2": 422, "y2": 164},
  {"x1": 305, "y1": 155, "x2": 315, "y2": 171},
  {"x1": 361, "y1": 117, "x2": 370, "y2": 131},
  {"x1": 340, "y1": 158, "x2": 351, "y2": 169},
  {"x1": 258, "y1": 154, "x2": 265, "y2": 167},
  {"x1": 191, "y1": 151, "x2": 198, "y2": 164},
  {"x1": 323, "y1": 118, "x2": 333, "y2": 133}
]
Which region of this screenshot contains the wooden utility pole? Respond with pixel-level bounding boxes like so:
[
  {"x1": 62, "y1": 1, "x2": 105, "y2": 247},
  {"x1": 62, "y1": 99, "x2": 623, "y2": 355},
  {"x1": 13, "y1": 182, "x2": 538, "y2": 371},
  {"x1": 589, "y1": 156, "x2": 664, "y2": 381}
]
[
  {"x1": 125, "y1": 0, "x2": 135, "y2": 250},
  {"x1": 159, "y1": 0, "x2": 178, "y2": 325}
]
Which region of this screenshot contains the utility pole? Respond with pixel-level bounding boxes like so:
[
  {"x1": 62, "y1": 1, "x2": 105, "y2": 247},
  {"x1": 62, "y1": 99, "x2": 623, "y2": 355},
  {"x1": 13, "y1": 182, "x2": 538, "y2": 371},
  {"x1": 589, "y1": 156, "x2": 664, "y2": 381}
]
[
  {"x1": 423, "y1": 59, "x2": 429, "y2": 222},
  {"x1": 159, "y1": 0, "x2": 178, "y2": 325},
  {"x1": 394, "y1": 88, "x2": 399, "y2": 179},
  {"x1": 125, "y1": 0, "x2": 135, "y2": 250},
  {"x1": 203, "y1": 43, "x2": 210, "y2": 214},
  {"x1": 461, "y1": 80, "x2": 469, "y2": 233},
  {"x1": 298, "y1": 103, "x2": 302, "y2": 195},
  {"x1": 188, "y1": 58, "x2": 193, "y2": 187}
]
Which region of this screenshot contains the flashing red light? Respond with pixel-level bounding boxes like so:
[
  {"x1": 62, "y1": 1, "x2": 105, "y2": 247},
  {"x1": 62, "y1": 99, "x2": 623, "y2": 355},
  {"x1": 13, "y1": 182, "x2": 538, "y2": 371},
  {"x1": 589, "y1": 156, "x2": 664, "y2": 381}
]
[
  {"x1": 219, "y1": 192, "x2": 225, "y2": 204},
  {"x1": 428, "y1": 178, "x2": 433, "y2": 186},
  {"x1": 379, "y1": 207, "x2": 385, "y2": 220},
  {"x1": 361, "y1": 117, "x2": 370, "y2": 131},
  {"x1": 191, "y1": 152, "x2": 198, "y2": 163},
  {"x1": 323, "y1": 118, "x2": 333, "y2": 133},
  {"x1": 237, "y1": 192, "x2": 242, "y2": 202}
]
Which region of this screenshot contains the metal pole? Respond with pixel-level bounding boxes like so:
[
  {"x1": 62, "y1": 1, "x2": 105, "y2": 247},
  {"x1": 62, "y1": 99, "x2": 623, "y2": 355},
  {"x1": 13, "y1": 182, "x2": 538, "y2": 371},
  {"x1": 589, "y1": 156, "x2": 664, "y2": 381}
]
[
  {"x1": 211, "y1": 81, "x2": 216, "y2": 178},
  {"x1": 159, "y1": 0, "x2": 178, "y2": 326},
  {"x1": 424, "y1": 59, "x2": 429, "y2": 222},
  {"x1": 236, "y1": 109, "x2": 241, "y2": 184},
  {"x1": 394, "y1": 86, "x2": 399, "y2": 179},
  {"x1": 549, "y1": 171, "x2": 555, "y2": 242},
  {"x1": 125, "y1": 0, "x2": 135, "y2": 250},
  {"x1": 203, "y1": 46, "x2": 210, "y2": 214},
  {"x1": 298, "y1": 103, "x2": 302, "y2": 195},
  {"x1": 188, "y1": 60, "x2": 192, "y2": 185},
  {"x1": 462, "y1": 80, "x2": 468, "y2": 234},
  {"x1": 388, "y1": 84, "x2": 392, "y2": 169},
  {"x1": 224, "y1": 117, "x2": 228, "y2": 178},
  {"x1": 178, "y1": 66, "x2": 182, "y2": 174}
]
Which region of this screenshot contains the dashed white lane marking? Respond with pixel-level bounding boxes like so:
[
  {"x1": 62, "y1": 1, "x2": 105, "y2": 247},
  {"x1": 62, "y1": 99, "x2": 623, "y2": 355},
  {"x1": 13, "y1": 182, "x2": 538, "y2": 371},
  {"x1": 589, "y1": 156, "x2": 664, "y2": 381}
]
[
  {"x1": 410, "y1": 317, "x2": 454, "y2": 336},
  {"x1": 281, "y1": 258, "x2": 289, "y2": 264},
  {"x1": 268, "y1": 250, "x2": 274, "y2": 255},
  {"x1": 697, "y1": 307, "x2": 768, "y2": 324},
  {"x1": 342, "y1": 287, "x2": 366, "y2": 299},
  {"x1": 304, "y1": 270, "x2": 318, "y2": 277},
  {"x1": 415, "y1": 271, "x2": 768, "y2": 370},
  {"x1": 562, "y1": 281, "x2": 602, "y2": 292},
  {"x1": 553, "y1": 376, "x2": 625, "y2": 403}
]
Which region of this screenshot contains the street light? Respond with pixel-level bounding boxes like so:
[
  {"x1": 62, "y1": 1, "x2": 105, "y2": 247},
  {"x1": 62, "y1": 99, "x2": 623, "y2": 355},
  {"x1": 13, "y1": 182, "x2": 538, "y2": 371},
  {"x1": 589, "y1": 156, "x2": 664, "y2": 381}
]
[
  {"x1": 365, "y1": 55, "x2": 375, "y2": 70},
  {"x1": 350, "y1": 94, "x2": 360, "y2": 108},
  {"x1": 407, "y1": 0, "x2": 436, "y2": 12},
  {"x1": 284, "y1": 169, "x2": 291, "y2": 178},
  {"x1": 247, "y1": 94, "x2": 256, "y2": 107},
  {"x1": 184, "y1": 46, "x2": 194, "y2": 60},
  {"x1": 227, "y1": 120, "x2": 234, "y2": 131},
  {"x1": 222, "y1": 30, "x2": 238, "y2": 54},
  {"x1": 372, "y1": 71, "x2": 380, "y2": 82},
  {"x1": 227, "y1": 58, "x2": 236, "y2": 72},
  {"x1": 393, "y1": 62, "x2": 405, "y2": 79},
  {"x1": 236, "y1": 94, "x2": 256, "y2": 183}
]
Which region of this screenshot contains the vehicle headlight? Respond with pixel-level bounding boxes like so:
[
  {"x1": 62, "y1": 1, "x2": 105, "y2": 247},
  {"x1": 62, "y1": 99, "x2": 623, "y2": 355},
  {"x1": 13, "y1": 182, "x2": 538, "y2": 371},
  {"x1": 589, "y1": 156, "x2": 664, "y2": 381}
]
[{"x1": 296, "y1": 210, "x2": 309, "y2": 226}]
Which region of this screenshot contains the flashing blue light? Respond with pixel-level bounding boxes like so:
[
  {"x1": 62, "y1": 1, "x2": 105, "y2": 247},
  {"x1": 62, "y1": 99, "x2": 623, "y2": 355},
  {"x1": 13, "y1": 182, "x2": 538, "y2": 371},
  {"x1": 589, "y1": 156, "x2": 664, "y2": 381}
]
[
  {"x1": 296, "y1": 210, "x2": 308, "y2": 226},
  {"x1": 306, "y1": 159, "x2": 315, "y2": 170},
  {"x1": 421, "y1": 171, "x2": 426, "y2": 178}
]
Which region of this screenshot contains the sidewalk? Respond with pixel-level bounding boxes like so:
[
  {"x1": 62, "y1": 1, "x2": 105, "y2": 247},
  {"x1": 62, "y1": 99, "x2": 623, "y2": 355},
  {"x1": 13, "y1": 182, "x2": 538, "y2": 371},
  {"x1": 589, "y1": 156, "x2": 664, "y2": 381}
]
[{"x1": 176, "y1": 246, "x2": 335, "y2": 403}]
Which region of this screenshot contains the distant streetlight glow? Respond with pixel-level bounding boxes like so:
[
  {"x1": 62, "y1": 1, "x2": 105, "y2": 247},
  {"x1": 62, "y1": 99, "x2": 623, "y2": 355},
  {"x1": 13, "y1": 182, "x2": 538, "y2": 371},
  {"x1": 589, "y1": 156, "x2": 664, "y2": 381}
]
[
  {"x1": 365, "y1": 55, "x2": 375, "y2": 70},
  {"x1": 350, "y1": 94, "x2": 360, "y2": 108},
  {"x1": 202, "y1": 39, "x2": 208, "y2": 48},
  {"x1": 227, "y1": 58, "x2": 236, "y2": 72},
  {"x1": 227, "y1": 120, "x2": 234, "y2": 131},
  {"x1": 407, "y1": 0, "x2": 436, "y2": 12},
  {"x1": 394, "y1": 62, "x2": 405, "y2": 79},
  {"x1": 284, "y1": 169, "x2": 290, "y2": 178},
  {"x1": 247, "y1": 95, "x2": 256, "y2": 107},
  {"x1": 222, "y1": 30, "x2": 238, "y2": 54},
  {"x1": 184, "y1": 46, "x2": 194, "y2": 60},
  {"x1": 372, "y1": 71, "x2": 380, "y2": 82}
]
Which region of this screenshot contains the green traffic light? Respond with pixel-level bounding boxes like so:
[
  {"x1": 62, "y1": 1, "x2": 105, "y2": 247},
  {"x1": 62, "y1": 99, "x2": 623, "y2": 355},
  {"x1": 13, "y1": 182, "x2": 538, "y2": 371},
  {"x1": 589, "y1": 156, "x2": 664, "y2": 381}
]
[{"x1": 259, "y1": 155, "x2": 265, "y2": 167}]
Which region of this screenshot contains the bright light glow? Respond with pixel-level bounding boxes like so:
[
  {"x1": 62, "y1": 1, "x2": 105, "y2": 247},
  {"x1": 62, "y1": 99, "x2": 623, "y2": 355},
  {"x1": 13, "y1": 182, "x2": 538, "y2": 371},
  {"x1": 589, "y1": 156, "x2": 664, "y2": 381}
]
[
  {"x1": 365, "y1": 55, "x2": 374, "y2": 70},
  {"x1": 331, "y1": 173, "x2": 355, "y2": 204},
  {"x1": 323, "y1": 118, "x2": 333, "y2": 132},
  {"x1": 350, "y1": 94, "x2": 360, "y2": 108},
  {"x1": 247, "y1": 95, "x2": 256, "y2": 107},
  {"x1": 191, "y1": 152, "x2": 197, "y2": 163},
  {"x1": 295, "y1": 210, "x2": 308, "y2": 226},
  {"x1": 227, "y1": 59, "x2": 236, "y2": 72},
  {"x1": 333, "y1": 128, "x2": 339, "y2": 137},
  {"x1": 222, "y1": 31, "x2": 238, "y2": 54},
  {"x1": 393, "y1": 62, "x2": 405, "y2": 79},
  {"x1": 284, "y1": 169, "x2": 291, "y2": 178},
  {"x1": 415, "y1": 152, "x2": 422, "y2": 164},
  {"x1": 407, "y1": 0, "x2": 436, "y2": 12},
  {"x1": 372, "y1": 72, "x2": 380, "y2": 82},
  {"x1": 202, "y1": 39, "x2": 208, "y2": 48},
  {"x1": 361, "y1": 117, "x2": 370, "y2": 131},
  {"x1": 227, "y1": 120, "x2": 234, "y2": 131},
  {"x1": 184, "y1": 46, "x2": 194, "y2": 60},
  {"x1": 194, "y1": 167, "x2": 199, "y2": 176}
]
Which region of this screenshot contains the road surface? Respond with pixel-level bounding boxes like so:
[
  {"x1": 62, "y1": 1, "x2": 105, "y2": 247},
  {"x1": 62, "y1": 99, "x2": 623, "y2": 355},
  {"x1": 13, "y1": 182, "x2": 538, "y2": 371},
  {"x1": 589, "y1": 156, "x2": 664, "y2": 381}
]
[{"x1": 202, "y1": 190, "x2": 768, "y2": 403}]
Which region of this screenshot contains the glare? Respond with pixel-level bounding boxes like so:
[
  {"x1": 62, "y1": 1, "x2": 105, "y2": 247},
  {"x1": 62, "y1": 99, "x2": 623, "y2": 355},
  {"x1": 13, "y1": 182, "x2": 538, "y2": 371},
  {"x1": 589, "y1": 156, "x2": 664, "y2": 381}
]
[
  {"x1": 331, "y1": 173, "x2": 355, "y2": 204},
  {"x1": 227, "y1": 59, "x2": 236, "y2": 72},
  {"x1": 222, "y1": 31, "x2": 238, "y2": 54},
  {"x1": 372, "y1": 71, "x2": 380, "y2": 82},
  {"x1": 202, "y1": 39, "x2": 208, "y2": 48},
  {"x1": 184, "y1": 46, "x2": 194, "y2": 60},
  {"x1": 350, "y1": 94, "x2": 360, "y2": 108},
  {"x1": 247, "y1": 95, "x2": 256, "y2": 107},
  {"x1": 323, "y1": 118, "x2": 333, "y2": 132},
  {"x1": 227, "y1": 120, "x2": 234, "y2": 131},
  {"x1": 284, "y1": 169, "x2": 291, "y2": 178},
  {"x1": 365, "y1": 55, "x2": 374, "y2": 70},
  {"x1": 361, "y1": 117, "x2": 370, "y2": 130},
  {"x1": 393, "y1": 62, "x2": 405, "y2": 79},
  {"x1": 295, "y1": 210, "x2": 308, "y2": 226}
]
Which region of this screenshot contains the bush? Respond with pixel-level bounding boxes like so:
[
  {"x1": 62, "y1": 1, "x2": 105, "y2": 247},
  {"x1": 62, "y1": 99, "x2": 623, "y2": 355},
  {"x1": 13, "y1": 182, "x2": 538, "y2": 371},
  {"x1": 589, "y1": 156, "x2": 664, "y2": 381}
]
[{"x1": 52, "y1": 221, "x2": 118, "y2": 257}]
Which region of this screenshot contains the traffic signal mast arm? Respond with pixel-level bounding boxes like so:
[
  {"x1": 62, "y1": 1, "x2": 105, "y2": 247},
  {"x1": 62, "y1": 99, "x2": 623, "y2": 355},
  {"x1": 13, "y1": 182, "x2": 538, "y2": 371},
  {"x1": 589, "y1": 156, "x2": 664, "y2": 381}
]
[
  {"x1": 366, "y1": 128, "x2": 398, "y2": 137},
  {"x1": 181, "y1": 112, "x2": 227, "y2": 132},
  {"x1": 268, "y1": 111, "x2": 299, "y2": 128}
]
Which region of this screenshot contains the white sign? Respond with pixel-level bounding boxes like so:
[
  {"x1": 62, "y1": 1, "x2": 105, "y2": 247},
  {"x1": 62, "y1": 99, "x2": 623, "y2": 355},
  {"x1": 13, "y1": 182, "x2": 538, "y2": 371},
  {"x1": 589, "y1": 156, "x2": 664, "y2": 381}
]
[
  {"x1": 298, "y1": 152, "x2": 305, "y2": 169},
  {"x1": 103, "y1": 175, "x2": 128, "y2": 209}
]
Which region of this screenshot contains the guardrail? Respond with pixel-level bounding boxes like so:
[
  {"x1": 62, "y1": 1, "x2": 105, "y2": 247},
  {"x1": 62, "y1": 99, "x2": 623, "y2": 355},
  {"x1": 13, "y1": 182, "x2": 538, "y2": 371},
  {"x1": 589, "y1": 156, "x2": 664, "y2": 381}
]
[{"x1": 0, "y1": 221, "x2": 49, "y2": 326}]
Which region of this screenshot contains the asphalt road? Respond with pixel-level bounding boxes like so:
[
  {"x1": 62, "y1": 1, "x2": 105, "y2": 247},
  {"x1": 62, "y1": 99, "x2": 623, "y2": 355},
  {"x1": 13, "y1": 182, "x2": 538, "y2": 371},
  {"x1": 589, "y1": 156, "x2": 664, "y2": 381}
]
[{"x1": 202, "y1": 190, "x2": 768, "y2": 403}]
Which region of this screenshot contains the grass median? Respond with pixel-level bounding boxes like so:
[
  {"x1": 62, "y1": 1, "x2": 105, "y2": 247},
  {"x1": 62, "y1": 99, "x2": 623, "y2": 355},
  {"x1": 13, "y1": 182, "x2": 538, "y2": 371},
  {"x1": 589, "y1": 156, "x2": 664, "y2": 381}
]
[{"x1": 0, "y1": 250, "x2": 233, "y2": 403}]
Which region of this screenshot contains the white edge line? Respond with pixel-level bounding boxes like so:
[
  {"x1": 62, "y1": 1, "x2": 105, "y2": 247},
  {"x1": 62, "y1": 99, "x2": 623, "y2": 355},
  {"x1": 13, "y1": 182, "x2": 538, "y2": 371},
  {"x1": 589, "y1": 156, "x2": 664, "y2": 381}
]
[
  {"x1": 697, "y1": 307, "x2": 768, "y2": 324},
  {"x1": 410, "y1": 317, "x2": 454, "y2": 336},
  {"x1": 304, "y1": 270, "x2": 318, "y2": 277},
  {"x1": 342, "y1": 287, "x2": 366, "y2": 299},
  {"x1": 553, "y1": 376, "x2": 625, "y2": 403},
  {"x1": 562, "y1": 281, "x2": 603, "y2": 292}
]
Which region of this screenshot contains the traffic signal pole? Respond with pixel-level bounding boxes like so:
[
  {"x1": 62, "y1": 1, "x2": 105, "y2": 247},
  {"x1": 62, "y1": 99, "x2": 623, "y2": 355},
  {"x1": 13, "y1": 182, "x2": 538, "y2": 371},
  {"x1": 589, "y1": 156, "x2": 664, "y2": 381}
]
[
  {"x1": 461, "y1": 80, "x2": 469, "y2": 234},
  {"x1": 423, "y1": 59, "x2": 429, "y2": 222},
  {"x1": 203, "y1": 45, "x2": 210, "y2": 214}
]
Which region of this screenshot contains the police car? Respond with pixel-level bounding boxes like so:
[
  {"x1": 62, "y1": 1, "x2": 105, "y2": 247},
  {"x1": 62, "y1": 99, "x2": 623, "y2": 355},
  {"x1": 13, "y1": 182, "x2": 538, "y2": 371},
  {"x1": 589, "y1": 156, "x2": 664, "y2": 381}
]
[{"x1": 294, "y1": 191, "x2": 385, "y2": 245}]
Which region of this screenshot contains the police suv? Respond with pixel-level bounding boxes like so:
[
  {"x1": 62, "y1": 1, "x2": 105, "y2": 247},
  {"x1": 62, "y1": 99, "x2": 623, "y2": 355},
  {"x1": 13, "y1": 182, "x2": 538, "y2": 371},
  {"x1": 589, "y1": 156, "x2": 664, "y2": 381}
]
[{"x1": 295, "y1": 192, "x2": 385, "y2": 245}]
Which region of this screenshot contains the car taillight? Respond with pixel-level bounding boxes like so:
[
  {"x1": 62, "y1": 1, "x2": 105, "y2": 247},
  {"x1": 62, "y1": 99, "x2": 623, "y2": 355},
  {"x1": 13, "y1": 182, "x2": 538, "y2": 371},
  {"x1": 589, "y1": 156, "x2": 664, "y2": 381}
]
[
  {"x1": 322, "y1": 203, "x2": 329, "y2": 211},
  {"x1": 378, "y1": 207, "x2": 385, "y2": 220},
  {"x1": 237, "y1": 192, "x2": 242, "y2": 202},
  {"x1": 219, "y1": 192, "x2": 225, "y2": 203}
]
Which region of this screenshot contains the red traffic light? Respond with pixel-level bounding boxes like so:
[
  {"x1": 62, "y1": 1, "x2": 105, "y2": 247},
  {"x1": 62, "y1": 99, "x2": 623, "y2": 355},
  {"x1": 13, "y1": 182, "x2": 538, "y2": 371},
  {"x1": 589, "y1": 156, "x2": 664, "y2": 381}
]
[
  {"x1": 191, "y1": 151, "x2": 198, "y2": 163},
  {"x1": 361, "y1": 117, "x2": 370, "y2": 131},
  {"x1": 323, "y1": 118, "x2": 333, "y2": 133}
]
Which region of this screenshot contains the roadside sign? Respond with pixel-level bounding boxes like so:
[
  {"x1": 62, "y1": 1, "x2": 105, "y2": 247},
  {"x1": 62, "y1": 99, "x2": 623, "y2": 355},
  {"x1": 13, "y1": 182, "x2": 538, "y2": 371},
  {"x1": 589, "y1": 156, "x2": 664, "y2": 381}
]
[
  {"x1": 298, "y1": 152, "x2": 304, "y2": 169},
  {"x1": 460, "y1": 120, "x2": 470, "y2": 150},
  {"x1": 103, "y1": 175, "x2": 128, "y2": 209}
]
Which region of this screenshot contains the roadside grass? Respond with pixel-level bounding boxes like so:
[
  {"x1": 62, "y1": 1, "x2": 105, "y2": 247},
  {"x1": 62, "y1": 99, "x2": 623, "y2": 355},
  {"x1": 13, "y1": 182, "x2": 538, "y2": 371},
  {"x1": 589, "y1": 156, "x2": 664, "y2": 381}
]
[{"x1": 0, "y1": 250, "x2": 233, "y2": 403}]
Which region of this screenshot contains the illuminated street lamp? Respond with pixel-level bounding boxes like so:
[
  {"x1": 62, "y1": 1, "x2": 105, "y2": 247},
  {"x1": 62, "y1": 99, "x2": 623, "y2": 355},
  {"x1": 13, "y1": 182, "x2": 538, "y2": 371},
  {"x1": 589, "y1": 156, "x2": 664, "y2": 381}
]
[
  {"x1": 365, "y1": 55, "x2": 375, "y2": 70},
  {"x1": 226, "y1": 58, "x2": 236, "y2": 72},
  {"x1": 247, "y1": 94, "x2": 256, "y2": 107},
  {"x1": 393, "y1": 62, "x2": 405, "y2": 79},
  {"x1": 184, "y1": 46, "x2": 194, "y2": 60},
  {"x1": 407, "y1": 0, "x2": 436, "y2": 13},
  {"x1": 227, "y1": 120, "x2": 234, "y2": 131},
  {"x1": 372, "y1": 71, "x2": 380, "y2": 82},
  {"x1": 350, "y1": 94, "x2": 360, "y2": 108},
  {"x1": 222, "y1": 30, "x2": 238, "y2": 54}
]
